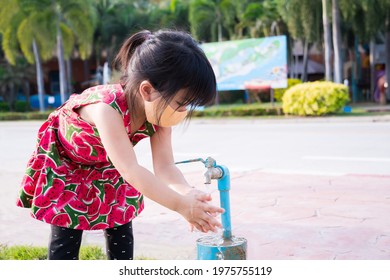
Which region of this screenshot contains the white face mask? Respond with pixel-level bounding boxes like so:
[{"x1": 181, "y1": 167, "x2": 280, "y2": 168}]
[{"x1": 144, "y1": 97, "x2": 188, "y2": 127}]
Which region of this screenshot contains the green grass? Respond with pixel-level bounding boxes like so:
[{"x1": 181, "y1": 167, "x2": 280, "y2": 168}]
[
  {"x1": 0, "y1": 244, "x2": 155, "y2": 260},
  {"x1": 0, "y1": 244, "x2": 107, "y2": 260}
]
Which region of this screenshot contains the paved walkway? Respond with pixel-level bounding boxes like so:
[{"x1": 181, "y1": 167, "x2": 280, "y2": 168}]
[{"x1": 3, "y1": 169, "x2": 389, "y2": 260}]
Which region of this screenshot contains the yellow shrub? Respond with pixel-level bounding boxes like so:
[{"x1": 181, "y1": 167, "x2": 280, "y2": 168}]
[{"x1": 282, "y1": 81, "x2": 350, "y2": 116}]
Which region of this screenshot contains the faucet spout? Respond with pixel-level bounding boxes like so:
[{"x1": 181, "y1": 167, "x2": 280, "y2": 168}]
[{"x1": 204, "y1": 166, "x2": 223, "y2": 184}]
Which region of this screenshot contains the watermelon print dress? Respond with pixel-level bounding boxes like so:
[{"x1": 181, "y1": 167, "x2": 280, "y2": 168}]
[{"x1": 16, "y1": 84, "x2": 158, "y2": 230}]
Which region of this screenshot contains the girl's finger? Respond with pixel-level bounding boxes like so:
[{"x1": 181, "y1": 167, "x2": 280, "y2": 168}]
[
  {"x1": 197, "y1": 220, "x2": 212, "y2": 233},
  {"x1": 199, "y1": 212, "x2": 221, "y2": 230},
  {"x1": 196, "y1": 193, "x2": 212, "y2": 202},
  {"x1": 203, "y1": 203, "x2": 224, "y2": 214}
]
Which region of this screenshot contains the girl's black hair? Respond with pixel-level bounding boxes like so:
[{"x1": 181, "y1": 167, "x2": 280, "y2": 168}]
[{"x1": 114, "y1": 29, "x2": 216, "y2": 123}]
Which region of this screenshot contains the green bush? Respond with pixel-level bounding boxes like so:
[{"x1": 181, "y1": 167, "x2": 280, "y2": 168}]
[
  {"x1": 282, "y1": 81, "x2": 350, "y2": 116},
  {"x1": 274, "y1": 78, "x2": 302, "y2": 102},
  {"x1": 0, "y1": 102, "x2": 10, "y2": 112},
  {"x1": 0, "y1": 101, "x2": 29, "y2": 112},
  {"x1": 15, "y1": 101, "x2": 29, "y2": 112}
]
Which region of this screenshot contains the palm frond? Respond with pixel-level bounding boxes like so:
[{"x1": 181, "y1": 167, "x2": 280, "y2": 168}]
[
  {"x1": 60, "y1": 24, "x2": 75, "y2": 59},
  {"x1": 0, "y1": 0, "x2": 19, "y2": 31},
  {"x1": 31, "y1": 11, "x2": 57, "y2": 61},
  {"x1": 16, "y1": 19, "x2": 35, "y2": 64},
  {"x1": 2, "y1": 27, "x2": 20, "y2": 65}
]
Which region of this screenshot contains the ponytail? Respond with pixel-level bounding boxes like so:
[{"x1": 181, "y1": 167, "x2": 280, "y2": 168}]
[{"x1": 114, "y1": 30, "x2": 152, "y2": 73}]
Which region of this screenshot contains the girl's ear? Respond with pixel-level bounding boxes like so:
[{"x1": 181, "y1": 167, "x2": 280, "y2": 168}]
[{"x1": 139, "y1": 80, "x2": 157, "y2": 102}]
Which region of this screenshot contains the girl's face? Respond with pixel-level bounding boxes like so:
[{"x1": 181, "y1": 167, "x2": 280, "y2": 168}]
[
  {"x1": 168, "y1": 89, "x2": 188, "y2": 112},
  {"x1": 139, "y1": 80, "x2": 188, "y2": 111},
  {"x1": 139, "y1": 81, "x2": 188, "y2": 127}
]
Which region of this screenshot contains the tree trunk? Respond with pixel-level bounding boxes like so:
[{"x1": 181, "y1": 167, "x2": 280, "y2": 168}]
[
  {"x1": 8, "y1": 83, "x2": 16, "y2": 112},
  {"x1": 83, "y1": 59, "x2": 89, "y2": 82},
  {"x1": 32, "y1": 39, "x2": 45, "y2": 112},
  {"x1": 385, "y1": 12, "x2": 390, "y2": 101},
  {"x1": 322, "y1": 0, "x2": 332, "y2": 81},
  {"x1": 289, "y1": 38, "x2": 296, "y2": 78},
  {"x1": 332, "y1": 0, "x2": 343, "y2": 83},
  {"x1": 66, "y1": 58, "x2": 73, "y2": 94},
  {"x1": 57, "y1": 25, "x2": 67, "y2": 104},
  {"x1": 216, "y1": 8, "x2": 223, "y2": 42},
  {"x1": 107, "y1": 36, "x2": 117, "y2": 66},
  {"x1": 24, "y1": 80, "x2": 31, "y2": 111},
  {"x1": 302, "y1": 39, "x2": 310, "y2": 82},
  {"x1": 369, "y1": 39, "x2": 376, "y2": 101}
]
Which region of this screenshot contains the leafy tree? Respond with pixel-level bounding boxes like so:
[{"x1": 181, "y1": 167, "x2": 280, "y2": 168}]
[
  {"x1": 0, "y1": 58, "x2": 35, "y2": 111},
  {"x1": 276, "y1": 0, "x2": 322, "y2": 81},
  {"x1": 239, "y1": 0, "x2": 283, "y2": 39},
  {"x1": 189, "y1": 0, "x2": 236, "y2": 42},
  {"x1": 0, "y1": 0, "x2": 50, "y2": 111},
  {"x1": 19, "y1": 0, "x2": 96, "y2": 104},
  {"x1": 339, "y1": 0, "x2": 390, "y2": 100}
]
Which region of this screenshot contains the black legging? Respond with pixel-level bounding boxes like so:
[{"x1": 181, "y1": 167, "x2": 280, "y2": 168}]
[{"x1": 48, "y1": 222, "x2": 134, "y2": 260}]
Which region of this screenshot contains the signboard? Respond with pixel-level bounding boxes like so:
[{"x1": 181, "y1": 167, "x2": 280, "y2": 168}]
[{"x1": 201, "y1": 36, "x2": 288, "y2": 91}]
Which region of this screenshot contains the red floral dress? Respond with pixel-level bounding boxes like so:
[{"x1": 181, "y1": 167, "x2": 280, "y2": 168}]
[{"x1": 16, "y1": 84, "x2": 158, "y2": 230}]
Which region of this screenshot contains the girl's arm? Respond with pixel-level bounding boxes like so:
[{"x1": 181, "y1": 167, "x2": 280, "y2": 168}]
[
  {"x1": 150, "y1": 126, "x2": 197, "y2": 195},
  {"x1": 81, "y1": 102, "x2": 223, "y2": 232}
]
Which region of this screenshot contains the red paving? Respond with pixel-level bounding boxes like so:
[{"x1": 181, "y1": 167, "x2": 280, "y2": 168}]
[{"x1": 132, "y1": 170, "x2": 390, "y2": 260}]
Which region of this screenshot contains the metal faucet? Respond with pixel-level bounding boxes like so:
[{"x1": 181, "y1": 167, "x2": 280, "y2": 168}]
[
  {"x1": 175, "y1": 157, "x2": 223, "y2": 184},
  {"x1": 176, "y1": 156, "x2": 247, "y2": 259}
]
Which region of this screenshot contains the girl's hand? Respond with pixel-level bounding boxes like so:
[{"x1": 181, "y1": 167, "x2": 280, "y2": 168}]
[{"x1": 177, "y1": 191, "x2": 224, "y2": 233}]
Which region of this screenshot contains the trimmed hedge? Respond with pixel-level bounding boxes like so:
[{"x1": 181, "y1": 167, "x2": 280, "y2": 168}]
[
  {"x1": 0, "y1": 102, "x2": 10, "y2": 112},
  {"x1": 0, "y1": 101, "x2": 29, "y2": 112},
  {"x1": 192, "y1": 103, "x2": 283, "y2": 117},
  {"x1": 0, "y1": 111, "x2": 52, "y2": 121},
  {"x1": 282, "y1": 81, "x2": 350, "y2": 116}
]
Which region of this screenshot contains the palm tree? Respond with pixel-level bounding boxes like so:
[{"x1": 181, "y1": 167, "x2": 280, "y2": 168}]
[
  {"x1": 0, "y1": 58, "x2": 35, "y2": 111},
  {"x1": 239, "y1": 0, "x2": 283, "y2": 39},
  {"x1": 0, "y1": 0, "x2": 48, "y2": 112},
  {"x1": 1, "y1": 0, "x2": 96, "y2": 108},
  {"x1": 19, "y1": 0, "x2": 96, "y2": 104},
  {"x1": 276, "y1": 0, "x2": 322, "y2": 81},
  {"x1": 332, "y1": 0, "x2": 343, "y2": 83},
  {"x1": 93, "y1": 0, "x2": 136, "y2": 68},
  {"x1": 339, "y1": 0, "x2": 390, "y2": 101},
  {"x1": 382, "y1": 1, "x2": 390, "y2": 100},
  {"x1": 322, "y1": 0, "x2": 332, "y2": 81},
  {"x1": 52, "y1": 0, "x2": 96, "y2": 103},
  {"x1": 189, "y1": 0, "x2": 236, "y2": 42}
]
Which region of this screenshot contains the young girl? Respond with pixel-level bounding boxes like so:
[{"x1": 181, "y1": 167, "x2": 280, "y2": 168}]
[{"x1": 16, "y1": 29, "x2": 224, "y2": 260}]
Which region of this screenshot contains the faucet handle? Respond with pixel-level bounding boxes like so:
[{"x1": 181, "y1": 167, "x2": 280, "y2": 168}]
[
  {"x1": 204, "y1": 157, "x2": 217, "y2": 168},
  {"x1": 175, "y1": 158, "x2": 206, "y2": 165}
]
